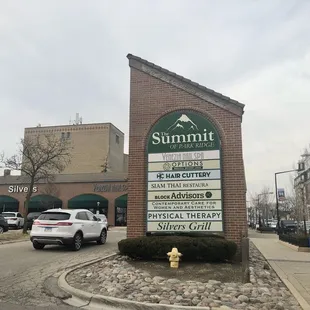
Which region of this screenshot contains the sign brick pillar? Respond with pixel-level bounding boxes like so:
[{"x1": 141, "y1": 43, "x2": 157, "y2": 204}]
[{"x1": 126, "y1": 54, "x2": 247, "y2": 252}]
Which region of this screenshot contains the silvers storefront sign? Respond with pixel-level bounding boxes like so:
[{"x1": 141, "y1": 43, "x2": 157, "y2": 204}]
[
  {"x1": 93, "y1": 183, "x2": 128, "y2": 193},
  {"x1": 8, "y1": 185, "x2": 38, "y2": 193}
]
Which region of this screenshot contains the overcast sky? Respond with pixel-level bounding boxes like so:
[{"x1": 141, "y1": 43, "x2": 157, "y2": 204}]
[{"x1": 1, "y1": 0, "x2": 310, "y2": 200}]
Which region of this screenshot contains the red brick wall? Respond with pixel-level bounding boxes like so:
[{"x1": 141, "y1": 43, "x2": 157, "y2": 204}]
[{"x1": 127, "y1": 67, "x2": 247, "y2": 248}]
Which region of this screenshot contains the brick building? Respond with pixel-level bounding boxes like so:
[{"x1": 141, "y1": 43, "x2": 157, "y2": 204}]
[
  {"x1": 24, "y1": 121, "x2": 127, "y2": 174},
  {"x1": 0, "y1": 172, "x2": 128, "y2": 226},
  {"x1": 127, "y1": 54, "x2": 247, "y2": 250},
  {"x1": 0, "y1": 120, "x2": 129, "y2": 226}
]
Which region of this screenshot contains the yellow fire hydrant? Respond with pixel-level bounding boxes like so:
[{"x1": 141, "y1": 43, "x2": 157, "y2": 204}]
[{"x1": 167, "y1": 247, "x2": 182, "y2": 268}]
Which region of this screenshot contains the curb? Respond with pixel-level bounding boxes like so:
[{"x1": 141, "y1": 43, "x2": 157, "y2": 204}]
[
  {"x1": 278, "y1": 240, "x2": 310, "y2": 253},
  {"x1": 0, "y1": 238, "x2": 29, "y2": 245},
  {"x1": 58, "y1": 254, "x2": 234, "y2": 310}
]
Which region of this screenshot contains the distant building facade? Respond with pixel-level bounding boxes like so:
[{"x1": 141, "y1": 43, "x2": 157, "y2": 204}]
[
  {"x1": 24, "y1": 122, "x2": 127, "y2": 174},
  {"x1": 294, "y1": 158, "x2": 310, "y2": 221}
]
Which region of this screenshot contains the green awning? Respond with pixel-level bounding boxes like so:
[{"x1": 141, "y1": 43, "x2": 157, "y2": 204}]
[
  {"x1": 0, "y1": 195, "x2": 19, "y2": 213},
  {"x1": 68, "y1": 194, "x2": 108, "y2": 209},
  {"x1": 0, "y1": 195, "x2": 19, "y2": 203},
  {"x1": 115, "y1": 194, "x2": 127, "y2": 208},
  {"x1": 28, "y1": 195, "x2": 62, "y2": 211}
]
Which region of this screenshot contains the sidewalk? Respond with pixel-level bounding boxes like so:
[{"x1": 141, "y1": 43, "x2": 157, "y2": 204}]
[{"x1": 250, "y1": 230, "x2": 310, "y2": 310}]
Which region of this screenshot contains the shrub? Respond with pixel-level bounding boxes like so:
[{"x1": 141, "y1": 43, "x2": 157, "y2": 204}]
[
  {"x1": 118, "y1": 235, "x2": 237, "y2": 262},
  {"x1": 279, "y1": 233, "x2": 310, "y2": 247}
]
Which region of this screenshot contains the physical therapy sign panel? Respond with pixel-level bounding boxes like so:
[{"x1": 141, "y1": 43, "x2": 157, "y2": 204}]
[{"x1": 146, "y1": 111, "x2": 223, "y2": 233}]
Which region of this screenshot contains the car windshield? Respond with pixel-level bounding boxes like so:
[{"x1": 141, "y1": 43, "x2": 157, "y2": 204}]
[
  {"x1": 282, "y1": 220, "x2": 296, "y2": 226},
  {"x1": 2, "y1": 212, "x2": 15, "y2": 217},
  {"x1": 27, "y1": 213, "x2": 41, "y2": 219},
  {"x1": 38, "y1": 212, "x2": 70, "y2": 221}
]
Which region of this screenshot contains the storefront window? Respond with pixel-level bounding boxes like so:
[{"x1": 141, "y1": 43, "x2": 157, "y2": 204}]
[{"x1": 115, "y1": 206, "x2": 127, "y2": 226}]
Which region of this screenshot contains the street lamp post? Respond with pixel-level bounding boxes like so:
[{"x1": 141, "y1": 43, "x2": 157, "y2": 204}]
[
  {"x1": 275, "y1": 170, "x2": 297, "y2": 234},
  {"x1": 96, "y1": 201, "x2": 100, "y2": 215}
]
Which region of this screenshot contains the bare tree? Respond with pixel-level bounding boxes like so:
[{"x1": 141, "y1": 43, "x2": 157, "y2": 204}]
[
  {"x1": 100, "y1": 154, "x2": 109, "y2": 173},
  {"x1": 281, "y1": 195, "x2": 297, "y2": 217},
  {"x1": 0, "y1": 134, "x2": 71, "y2": 233},
  {"x1": 250, "y1": 187, "x2": 274, "y2": 227},
  {"x1": 41, "y1": 181, "x2": 60, "y2": 197},
  {"x1": 38, "y1": 181, "x2": 61, "y2": 210}
]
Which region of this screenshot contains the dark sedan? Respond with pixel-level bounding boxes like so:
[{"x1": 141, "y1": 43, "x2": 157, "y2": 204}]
[
  {"x1": 277, "y1": 220, "x2": 297, "y2": 234},
  {"x1": 27, "y1": 212, "x2": 42, "y2": 230},
  {"x1": 0, "y1": 214, "x2": 9, "y2": 234}
]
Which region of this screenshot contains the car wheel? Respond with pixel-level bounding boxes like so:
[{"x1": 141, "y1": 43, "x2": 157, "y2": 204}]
[
  {"x1": 0, "y1": 226, "x2": 4, "y2": 234},
  {"x1": 17, "y1": 222, "x2": 21, "y2": 230},
  {"x1": 33, "y1": 241, "x2": 45, "y2": 250},
  {"x1": 97, "y1": 229, "x2": 107, "y2": 245},
  {"x1": 71, "y1": 232, "x2": 83, "y2": 251}
]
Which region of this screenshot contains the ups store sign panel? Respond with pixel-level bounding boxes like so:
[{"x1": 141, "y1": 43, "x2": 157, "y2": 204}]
[
  {"x1": 93, "y1": 183, "x2": 128, "y2": 193},
  {"x1": 146, "y1": 111, "x2": 223, "y2": 233}
]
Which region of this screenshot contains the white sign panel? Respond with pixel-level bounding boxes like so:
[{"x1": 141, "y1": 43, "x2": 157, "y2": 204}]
[
  {"x1": 148, "y1": 200, "x2": 222, "y2": 211},
  {"x1": 147, "y1": 211, "x2": 222, "y2": 221},
  {"x1": 148, "y1": 189, "x2": 222, "y2": 201},
  {"x1": 148, "y1": 159, "x2": 220, "y2": 172},
  {"x1": 148, "y1": 150, "x2": 220, "y2": 162},
  {"x1": 147, "y1": 221, "x2": 223, "y2": 232},
  {"x1": 148, "y1": 180, "x2": 221, "y2": 191},
  {"x1": 148, "y1": 170, "x2": 221, "y2": 182}
]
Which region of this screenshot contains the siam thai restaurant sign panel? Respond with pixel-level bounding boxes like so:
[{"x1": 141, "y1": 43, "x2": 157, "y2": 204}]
[{"x1": 146, "y1": 111, "x2": 223, "y2": 233}]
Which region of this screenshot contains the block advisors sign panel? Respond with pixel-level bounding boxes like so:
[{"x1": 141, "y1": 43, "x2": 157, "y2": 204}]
[{"x1": 146, "y1": 111, "x2": 223, "y2": 233}]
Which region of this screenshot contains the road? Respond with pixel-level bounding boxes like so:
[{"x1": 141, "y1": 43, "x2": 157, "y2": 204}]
[{"x1": 0, "y1": 229, "x2": 126, "y2": 310}]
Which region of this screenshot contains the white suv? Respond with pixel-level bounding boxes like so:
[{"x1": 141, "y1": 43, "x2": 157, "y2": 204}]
[
  {"x1": 2, "y1": 212, "x2": 24, "y2": 229},
  {"x1": 30, "y1": 209, "x2": 107, "y2": 251}
]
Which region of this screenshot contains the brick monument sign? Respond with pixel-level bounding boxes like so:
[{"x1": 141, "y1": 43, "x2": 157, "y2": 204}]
[{"x1": 127, "y1": 54, "x2": 246, "y2": 249}]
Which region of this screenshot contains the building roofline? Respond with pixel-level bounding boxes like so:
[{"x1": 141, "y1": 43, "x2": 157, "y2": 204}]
[
  {"x1": 24, "y1": 122, "x2": 124, "y2": 135},
  {"x1": 127, "y1": 53, "x2": 245, "y2": 117},
  {"x1": 0, "y1": 172, "x2": 128, "y2": 185}
]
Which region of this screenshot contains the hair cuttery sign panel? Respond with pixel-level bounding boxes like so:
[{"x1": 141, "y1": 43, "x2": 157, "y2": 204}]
[{"x1": 146, "y1": 111, "x2": 223, "y2": 233}]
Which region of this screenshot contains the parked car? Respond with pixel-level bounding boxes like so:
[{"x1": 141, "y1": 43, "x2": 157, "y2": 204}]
[
  {"x1": 27, "y1": 212, "x2": 42, "y2": 230},
  {"x1": 0, "y1": 214, "x2": 9, "y2": 234},
  {"x1": 2, "y1": 212, "x2": 24, "y2": 229},
  {"x1": 30, "y1": 209, "x2": 108, "y2": 251},
  {"x1": 267, "y1": 220, "x2": 277, "y2": 230},
  {"x1": 277, "y1": 220, "x2": 297, "y2": 234},
  {"x1": 95, "y1": 214, "x2": 109, "y2": 230}
]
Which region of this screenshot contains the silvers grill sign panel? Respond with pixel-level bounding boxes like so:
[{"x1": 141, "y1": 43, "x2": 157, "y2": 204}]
[{"x1": 146, "y1": 111, "x2": 223, "y2": 233}]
